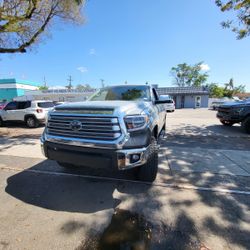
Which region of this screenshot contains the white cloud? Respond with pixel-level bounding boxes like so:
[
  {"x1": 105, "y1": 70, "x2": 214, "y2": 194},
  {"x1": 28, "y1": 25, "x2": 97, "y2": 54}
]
[
  {"x1": 77, "y1": 66, "x2": 88, "y2": 73},
  {"x1": 89, "y1": 48, "x2": 96, "y2": 56},
  {"x1": 200, "y1": 63, "x2": 210, "y2": 71}
]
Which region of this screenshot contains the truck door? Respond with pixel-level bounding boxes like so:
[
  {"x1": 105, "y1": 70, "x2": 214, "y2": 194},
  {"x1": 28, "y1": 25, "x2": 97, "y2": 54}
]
[{"x1": 152, "y1": 88, "x2": 165, "y2": 131}]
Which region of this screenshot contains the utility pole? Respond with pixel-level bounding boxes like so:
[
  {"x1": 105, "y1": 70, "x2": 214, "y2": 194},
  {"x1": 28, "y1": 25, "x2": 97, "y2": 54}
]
[
  {"x1": 67, "y1": 75, "x2": 73, "y2": 90},
  {"x1": 100, "y1": 79, "x2": 105, "y2": 88},
  {"x1": 43, "y1": 76, "x2": 47, "y2": 88}
]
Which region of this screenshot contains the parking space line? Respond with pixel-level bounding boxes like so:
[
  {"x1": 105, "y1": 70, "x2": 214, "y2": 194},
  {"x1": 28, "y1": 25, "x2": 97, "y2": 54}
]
[{"x1": 1, "y1": 166, "x2": 250, "y2": 195}]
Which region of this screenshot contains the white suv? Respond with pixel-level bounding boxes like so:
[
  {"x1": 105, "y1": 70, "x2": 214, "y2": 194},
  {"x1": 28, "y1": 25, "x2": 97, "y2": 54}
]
[{"x1": 0, "y1": 100, "x2": 55, "y2": 128}]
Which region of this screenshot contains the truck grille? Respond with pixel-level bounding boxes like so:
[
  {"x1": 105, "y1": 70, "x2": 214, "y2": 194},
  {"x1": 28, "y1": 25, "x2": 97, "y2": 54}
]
[
  {"x1": 47, "y1": 114, "x2": 122, "y2": 141},
  {"x1": 218, "y1": 107, "x2": 230, "y2": 114}
]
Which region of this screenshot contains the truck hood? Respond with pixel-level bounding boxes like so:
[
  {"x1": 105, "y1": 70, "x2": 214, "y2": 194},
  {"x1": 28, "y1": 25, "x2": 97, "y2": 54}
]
[
  {"x1": 54, "y1": 101, "x2": 152, "y2": 116},
  {"x1": 220, "y1": 101, "x2": 250, "y2": 108}
]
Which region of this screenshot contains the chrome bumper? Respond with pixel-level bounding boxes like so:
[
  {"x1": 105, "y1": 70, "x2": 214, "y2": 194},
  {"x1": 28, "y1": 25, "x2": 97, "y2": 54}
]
[
  {"x1": 117, "y1": 146, "x2": 151, "y2": 170},
  {"x1": 41, "y1": 133, "x2": 151, "y2": 170}
]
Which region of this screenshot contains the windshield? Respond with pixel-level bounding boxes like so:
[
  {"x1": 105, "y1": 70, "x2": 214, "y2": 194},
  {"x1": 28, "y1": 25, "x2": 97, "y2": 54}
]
[{"x1": 89, "y1": 86, "x2": 151, "y2": 101}]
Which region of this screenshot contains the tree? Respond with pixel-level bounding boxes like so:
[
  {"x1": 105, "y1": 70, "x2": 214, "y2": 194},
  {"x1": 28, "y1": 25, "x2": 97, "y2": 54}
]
[
  {"x1": 207, "y1": 83, "x2": 225, "y2": 98},
  {"x1": 0, "y1": 0, "x2": 85, "y2": 53},
  {"x1": 170, "y1": 62, "x2": 209, "y2": 87},
  {"x1": 38, "y1": 85, "x2": 48, "y2": 91},
  {"x1": 224, "y1": 78, "x2": 246, "y2": 97},
  {"x1": 76, "y1": 83, "x2": 93, "y2": 92},
  {"x1": 215, "y1": 0, "x2": 250, "y2": 39}
]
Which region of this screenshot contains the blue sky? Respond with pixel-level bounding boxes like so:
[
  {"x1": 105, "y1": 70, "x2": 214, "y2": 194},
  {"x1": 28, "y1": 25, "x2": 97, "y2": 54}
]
[{"x1": 0, "y1": 0, "x2": 250, "y2": 91}]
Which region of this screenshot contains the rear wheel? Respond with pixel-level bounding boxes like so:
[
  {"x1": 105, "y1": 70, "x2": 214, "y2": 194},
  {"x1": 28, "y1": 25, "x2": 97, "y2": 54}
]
[
  {"x1": 0, "y1": 117, "x2": 4, "y2": 127},
  {"x1": 242, "y1": 117, "x2": 250, "y2": 134},
  {"x1": 220, "y1": 120, "x2": 234, "y2": 126},
  {"x1": 26, "y1": 116, "x2": 39, "y2": 128},
  {"x1": 137, "y1": 136, "x2": 158, "y2": 182}
]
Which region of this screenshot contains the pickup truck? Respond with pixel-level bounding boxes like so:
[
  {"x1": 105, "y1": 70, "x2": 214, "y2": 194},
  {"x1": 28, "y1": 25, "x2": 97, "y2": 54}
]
[
  {"x1": 216, "y1": 99, "x2": 250, "y2": 133},
  {"x1": 41, "y1": 85, "x2": 168, "y2": 182}
]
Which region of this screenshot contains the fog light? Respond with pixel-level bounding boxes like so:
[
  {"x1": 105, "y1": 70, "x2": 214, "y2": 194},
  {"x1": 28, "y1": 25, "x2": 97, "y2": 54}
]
[{"x1": 130, "y1": 154, "x2": 141, "y2": 163}]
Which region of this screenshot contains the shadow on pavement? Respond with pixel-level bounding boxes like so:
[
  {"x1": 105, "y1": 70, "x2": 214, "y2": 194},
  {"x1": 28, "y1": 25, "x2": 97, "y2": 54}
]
[{"x1": 4, "y1": 158, "x2": 250, "y2": 249}]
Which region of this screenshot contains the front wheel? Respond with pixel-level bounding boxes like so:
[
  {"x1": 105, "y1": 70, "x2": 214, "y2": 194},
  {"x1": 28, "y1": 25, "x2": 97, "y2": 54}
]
[
  {"x1": 137, "y1": 136, "x2": 158, "y2": 182},
  {"x1": 242, "y1": 117, "x2": 250, "y2": 134},
  {"x1": 220, "y1": 120, "x2": 234, "y2": 126}
]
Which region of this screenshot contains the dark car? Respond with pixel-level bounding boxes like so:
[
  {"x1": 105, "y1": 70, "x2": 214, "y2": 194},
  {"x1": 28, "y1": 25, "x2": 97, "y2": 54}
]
[
  {"x1": 216, "y1": 100, "x2": 250, "y2": 133},
  {"x1": 0, "y1": 102, "x2": 7, "y2": 110}
]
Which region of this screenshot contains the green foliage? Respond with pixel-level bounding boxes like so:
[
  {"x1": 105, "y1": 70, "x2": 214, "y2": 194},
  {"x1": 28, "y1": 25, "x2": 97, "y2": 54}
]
[
  {"x1": 223, "y1": 78, "x2": 246, "y2": 97},
  {"x1": 215, "y1": 0, "x2": 250, "y2": 39},
  {"x1": 171, "y1": 62, "x2": 209, "y2": 87},
  {"x1": 207, "y1": 83, "x2": 225, "y2": 98},
  {"x1": 0, "y1": 0, "x2": 86, "y2": 53},
  {"x1": 38, "y1": 85, "x2": 49, "y2": 91},
  {"x1": 207, "y1": 79, "x2": 246, "y2": 98}
]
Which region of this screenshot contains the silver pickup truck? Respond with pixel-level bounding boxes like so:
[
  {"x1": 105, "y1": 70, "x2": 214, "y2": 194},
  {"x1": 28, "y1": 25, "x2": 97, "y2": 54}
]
[{"x1": 41, "y1": 85, "x2": 168, "y2": 182}]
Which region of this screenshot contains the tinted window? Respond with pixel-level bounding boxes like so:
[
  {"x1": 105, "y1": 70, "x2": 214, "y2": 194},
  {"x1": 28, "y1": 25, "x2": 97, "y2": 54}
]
[
  {"x1": 89, "y1": 86, "x2": 151, "y2": 101},
  {"x1": 37, "y1": 102, "x2": 55, "y2": 108},
  {"x1": 17, "y1": 101, "x2": 31, "y2": 109},
  {"x1": 5, "y1": 102, "x2": 17, "y2": 110}
]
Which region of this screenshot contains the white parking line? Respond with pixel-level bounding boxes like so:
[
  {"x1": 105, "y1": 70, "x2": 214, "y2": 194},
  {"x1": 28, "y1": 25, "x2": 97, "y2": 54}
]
[{"x1": 1, "y1": 166, "x2": 250, "y2": 195}]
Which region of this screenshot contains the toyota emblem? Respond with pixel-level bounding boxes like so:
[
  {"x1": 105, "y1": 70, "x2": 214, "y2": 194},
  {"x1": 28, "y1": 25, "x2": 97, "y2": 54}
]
[{"x1": 70, "y1": 120, "x2": 82, "y2": 131}]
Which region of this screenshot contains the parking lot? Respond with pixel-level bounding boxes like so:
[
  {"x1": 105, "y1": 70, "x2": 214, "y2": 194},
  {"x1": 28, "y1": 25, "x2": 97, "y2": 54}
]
[{"x1": 0, "y1": 109, "x2": 250, "y2": 250}]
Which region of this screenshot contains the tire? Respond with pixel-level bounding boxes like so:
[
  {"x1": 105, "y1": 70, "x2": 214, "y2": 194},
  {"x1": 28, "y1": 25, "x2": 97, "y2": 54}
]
[
  {"x1": 242, "y1": 117, "x2": 250, "y2": 134},
  {"x1": 0, "y1": 117, "x2": 4, "y2": 127},
  {"x1": 220, "y1": 120, "x2": 234, "y2": 126},
  {"x1": 25, "y1": 116, "x2": 39, "y2": 128},
  {"x1": 57, "y1": 161, "x2": 74, "y2": 169},
  {"x1": 137, "y1": 136, "x2": 158, "y2": 182}
]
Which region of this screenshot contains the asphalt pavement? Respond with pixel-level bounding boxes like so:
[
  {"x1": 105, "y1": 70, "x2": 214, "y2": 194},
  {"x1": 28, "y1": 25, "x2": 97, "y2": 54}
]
[{"x1": 0, "y1": 109, "x2": 250, "y2": 250}]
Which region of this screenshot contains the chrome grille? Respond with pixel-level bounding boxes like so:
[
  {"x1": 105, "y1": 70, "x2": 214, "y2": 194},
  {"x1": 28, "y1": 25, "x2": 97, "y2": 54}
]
[{"x1": 47, "y1": 114, "x2": 122, "y2": 141}]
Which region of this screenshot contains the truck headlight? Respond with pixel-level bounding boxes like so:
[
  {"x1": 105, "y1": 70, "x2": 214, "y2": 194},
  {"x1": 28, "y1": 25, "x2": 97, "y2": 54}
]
[{"x1": 124, "y1": 115, "x2": 149, "y2": 131}]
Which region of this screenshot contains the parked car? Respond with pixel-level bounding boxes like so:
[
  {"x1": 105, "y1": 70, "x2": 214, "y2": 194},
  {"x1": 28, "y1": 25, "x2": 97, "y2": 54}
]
[
  {"x1": 41, "y1": 85, "x2": 169, "y2": 182},
  {"x1": 211, "y1": 100, "x2": 226, "y2": 110},
  {"x1": 0, "y1": 102, "x2": 7, "y2": 110},
  {"x1": 211, "y1": 97, "x2": 240, "y2": 110},
  {"x1": 0, "y1": 100, "x2": 55, "y2": 128},
  {"x1": 159, "y1": 95, "x2": 175, "y2": 112},
  {"x1": 216, "y1": 99, "x2": 250, "y2": 133},
  {"x1": 165, "y1": 99, "x2": 175, "y2": 112}
]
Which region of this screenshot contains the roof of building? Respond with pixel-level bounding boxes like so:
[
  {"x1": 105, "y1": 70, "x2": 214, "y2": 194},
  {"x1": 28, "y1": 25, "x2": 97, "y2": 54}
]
[
  {"x1": 157, "y1": 86, "x2": 209, "y2": 95},
  {"x1": 0, "y1": 78, "x2": 40, "y2": 87}
]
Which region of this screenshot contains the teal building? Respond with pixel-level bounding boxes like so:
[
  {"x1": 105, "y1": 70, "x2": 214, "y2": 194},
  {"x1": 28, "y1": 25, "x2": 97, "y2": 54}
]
[{"x1": 0, "y1": 79, "x2": 40, "y2": 101}]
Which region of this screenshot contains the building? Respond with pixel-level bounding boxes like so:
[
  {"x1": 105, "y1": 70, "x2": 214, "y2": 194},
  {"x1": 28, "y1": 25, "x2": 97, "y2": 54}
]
[
  {"x1": 157, "y1": 86, "x2": 209, "y2": 108},
  {"x1": 14, "y1": 88, "x2": 96, "y2": 102},
  {"x1": 0, "y1": 78, "x2": 39, "y2": 102}
]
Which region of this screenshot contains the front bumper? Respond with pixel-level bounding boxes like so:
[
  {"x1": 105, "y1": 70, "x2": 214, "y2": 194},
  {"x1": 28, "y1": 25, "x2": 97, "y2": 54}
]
[
  {"x1": 41, "y1": 139, "x2": 151, "y2": 170},
  {"x1": 216, "y1": 112, "x2": 241, "y2": 122}
]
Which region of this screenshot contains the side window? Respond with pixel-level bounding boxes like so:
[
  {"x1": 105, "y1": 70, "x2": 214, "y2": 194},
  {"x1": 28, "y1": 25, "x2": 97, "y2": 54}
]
[
  {"x1": 18, "y1": 101, "x2": 31, "y2": 109},
  {"x1": 4, "y1": 102, "x2": 17, "y2": 110}
]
